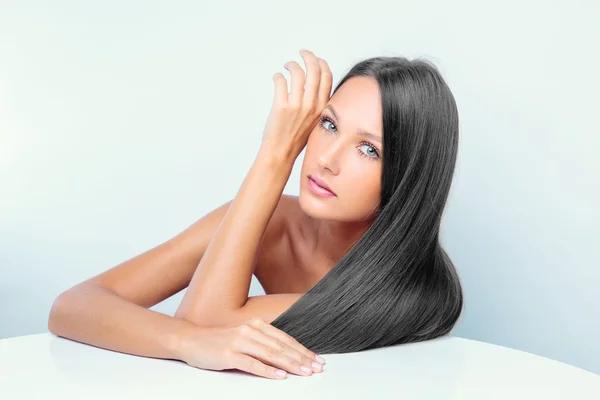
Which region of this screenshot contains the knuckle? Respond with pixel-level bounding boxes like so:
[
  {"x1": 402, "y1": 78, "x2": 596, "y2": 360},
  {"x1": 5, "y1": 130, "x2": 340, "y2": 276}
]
[
  {"x1": 276, "y1": 339, "x2": 287, "y2": 351},
  {"x1": 292, "y1": 66, "x2": 306, "y2": 77},
  {"x1": 319, "y1": 67, "x2": 332, "y2": 77},
  {"x1": 265, "y1": 346, "x2": 278, "y2": 361},
  {"x1": 302, "y1": 102, "x2": 315, "y2": 110},
  {"x1": 238, "y1": 324, "x2": 252, "y2": 335},
  {"x1": 277, "y1": 340, "x2": 288, "y2": 351},
  {"x1": 249, "y1": 317, "x2": 264, "y2": 327},
  {"x1": 317, "y1": 58, "x2": 330, "y2": 68},
  {"x1": 300, "y1": 354, "x2": 313, "y2": 365}
]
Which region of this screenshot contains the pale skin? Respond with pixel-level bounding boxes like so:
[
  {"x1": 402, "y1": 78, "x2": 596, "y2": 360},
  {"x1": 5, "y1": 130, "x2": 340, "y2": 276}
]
[{"x1": 47, "y1": 49, "x2": 383, "y2": 380}]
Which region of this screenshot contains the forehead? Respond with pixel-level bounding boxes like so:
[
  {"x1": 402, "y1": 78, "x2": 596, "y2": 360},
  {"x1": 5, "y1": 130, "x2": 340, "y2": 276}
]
[{"x1": 327, "y1": 76, "x2": 382, "y2": 133}]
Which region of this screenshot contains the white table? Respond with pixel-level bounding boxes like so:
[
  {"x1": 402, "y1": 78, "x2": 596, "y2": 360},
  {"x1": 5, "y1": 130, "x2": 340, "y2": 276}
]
[{"x1": 1, "y1": 333, "x2": 598, "y2": 399}]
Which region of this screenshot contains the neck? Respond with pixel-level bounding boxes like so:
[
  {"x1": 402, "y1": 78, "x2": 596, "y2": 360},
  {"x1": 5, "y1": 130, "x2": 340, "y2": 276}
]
[{"x1": 308, "y1": 215, "x2": 373, "y2": 270}]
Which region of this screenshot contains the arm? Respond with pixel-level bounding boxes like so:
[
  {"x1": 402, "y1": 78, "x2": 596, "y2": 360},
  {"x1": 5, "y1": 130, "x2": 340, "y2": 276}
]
[
  {"x1": 174, "y1": 49, "x2": 331, "y2": 328},
  {"x1": 174, "y1": 154, "x2": 295, "y2": 327},
  {"x1": 47, "y1": 199, "x2": 322, "y2": 375},
  {"x1": 47, "y1": 198, "x2": 234, "y2": 358},
  {"x1": 49, "y1": 284, "x2": 323, "y2": 378},
  {"x1": 217, "y1": 294, "x2": 304, "y2": 327},
  {"x1": 48, "y1": 283, "x2": 197, "y2": 359}
]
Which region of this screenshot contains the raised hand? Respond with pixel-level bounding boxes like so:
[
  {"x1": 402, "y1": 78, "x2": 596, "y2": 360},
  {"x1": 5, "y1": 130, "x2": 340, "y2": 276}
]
[{"x1": 260, "y1": 49, "x2": 333, "y2": 164}]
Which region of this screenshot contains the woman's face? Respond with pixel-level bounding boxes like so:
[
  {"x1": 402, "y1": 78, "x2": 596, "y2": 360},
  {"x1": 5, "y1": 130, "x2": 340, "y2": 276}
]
[{"x1": 299, "y1": 76, "x2": 383, "y2": 222}]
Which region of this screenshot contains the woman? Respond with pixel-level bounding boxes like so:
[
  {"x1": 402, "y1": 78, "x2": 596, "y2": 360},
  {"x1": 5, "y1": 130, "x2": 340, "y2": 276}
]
[{"x1": 48, "y1": 49, "x2": 463, "y2": 380}]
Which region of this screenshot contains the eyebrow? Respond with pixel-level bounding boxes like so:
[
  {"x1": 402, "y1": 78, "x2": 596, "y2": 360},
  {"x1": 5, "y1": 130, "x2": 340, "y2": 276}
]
[{"x1": 324, "y1": 104, "x2": 382, "y2": 144}]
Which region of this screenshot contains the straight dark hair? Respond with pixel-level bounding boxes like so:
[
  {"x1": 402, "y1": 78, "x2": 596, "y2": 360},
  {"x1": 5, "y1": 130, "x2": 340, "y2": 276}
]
[{"x1": 270, "y1": 55, "x2": 463, "y2": 354}]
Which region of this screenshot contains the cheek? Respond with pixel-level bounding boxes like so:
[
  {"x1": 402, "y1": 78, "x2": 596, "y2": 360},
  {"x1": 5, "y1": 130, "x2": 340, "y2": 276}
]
[{"x1": 343, "y1": 163, "x2": 381, "y2": 202}]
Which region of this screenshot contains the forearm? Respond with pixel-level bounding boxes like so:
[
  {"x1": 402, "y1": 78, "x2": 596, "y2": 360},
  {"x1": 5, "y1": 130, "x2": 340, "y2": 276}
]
[
  {"x1": 48, "y1": 284, "x2": 195, "y2": 360},
  {"x1": 175, "y1": 152, "x2": 293, "y2": 323}
]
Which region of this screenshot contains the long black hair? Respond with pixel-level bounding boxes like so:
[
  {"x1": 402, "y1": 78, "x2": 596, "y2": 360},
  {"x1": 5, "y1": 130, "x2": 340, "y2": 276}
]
[{"x1": 270, "y1": 55, "x2": 463, "y2": 354}]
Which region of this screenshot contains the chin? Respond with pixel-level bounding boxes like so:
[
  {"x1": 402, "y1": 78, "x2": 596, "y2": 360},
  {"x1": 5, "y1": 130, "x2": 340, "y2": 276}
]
[{"x1": 298, "y1": 190, "x2": 338, "y2": 220}]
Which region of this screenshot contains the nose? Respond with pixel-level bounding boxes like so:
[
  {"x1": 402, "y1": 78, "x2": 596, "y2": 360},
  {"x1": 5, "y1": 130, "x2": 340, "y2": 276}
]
[{"x1": 316, "y1": 139, "x2": 342, "y2": 175}]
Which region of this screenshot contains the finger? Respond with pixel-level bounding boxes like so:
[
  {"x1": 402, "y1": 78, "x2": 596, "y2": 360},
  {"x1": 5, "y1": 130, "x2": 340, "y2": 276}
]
[
  {"x1": 299, "y1": 49, "x2": 321, "y2": 107},
  {"x1": 283, "y1": 61, "x2": 305, "y2": 107},
  {"x1": 235, "y1": 336, "x2": 313, "y2": 377},
  {"x1": 248, "y1": 328, "x2": 321, "y2": 374},
  {"x1": 272, "y1": 72, "x2": 288, "y2": 107},
  {"x1": 249, "y1": 318, "x2": 323, "y2": 365},
  {"x1": 316, "y1": 58, "x2": 333, "y2": 110},
  {"x1": 233, "y1": 353, "x2": 288, "y2": 380}
]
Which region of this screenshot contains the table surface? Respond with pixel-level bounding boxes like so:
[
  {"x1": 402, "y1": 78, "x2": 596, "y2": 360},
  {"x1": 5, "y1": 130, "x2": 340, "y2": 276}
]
[{"x1": 1, "y1": 333, "x2": 598, "y2": 400}]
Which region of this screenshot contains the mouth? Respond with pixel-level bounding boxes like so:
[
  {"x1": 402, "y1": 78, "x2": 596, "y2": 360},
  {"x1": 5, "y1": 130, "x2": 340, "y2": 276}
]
[{"x1": 307, "y1": 175, "x2": 337, "y2": 197}]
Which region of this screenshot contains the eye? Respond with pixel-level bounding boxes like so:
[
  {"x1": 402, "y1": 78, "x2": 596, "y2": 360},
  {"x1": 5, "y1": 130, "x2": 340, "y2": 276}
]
[
  {"x1": 358, "y1": 143, "x2": 380, "y2": 160},
  {"x1": 319, "y1": 115, "x2": 337, "y2": 133}
]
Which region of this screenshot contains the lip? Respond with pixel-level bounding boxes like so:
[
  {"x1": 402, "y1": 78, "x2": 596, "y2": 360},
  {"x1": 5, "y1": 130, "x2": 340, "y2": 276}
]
[{"x1": 308, "y1": 175, "x2": 336, "y2": 196}]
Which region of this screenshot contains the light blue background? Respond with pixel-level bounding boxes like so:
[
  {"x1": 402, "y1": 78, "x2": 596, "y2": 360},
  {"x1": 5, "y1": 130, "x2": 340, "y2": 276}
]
[{"x1": 1, "y1": 0, "x2": 598, "y2": 374}]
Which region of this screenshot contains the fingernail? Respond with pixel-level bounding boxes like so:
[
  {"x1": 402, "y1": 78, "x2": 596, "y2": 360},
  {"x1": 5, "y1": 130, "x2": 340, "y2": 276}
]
[
  {"x1": 276, "y1": 370, "x2": 287, "y2": 378},
  {"x1": 300, "y1": 365, "x2": 312, "y2": 374},
  {"x1": 312, "y1": 361, "x2": 322, "y2": 371},
  {"x1": 316, "y1": 355, "x2": 325, "y2": 364}
]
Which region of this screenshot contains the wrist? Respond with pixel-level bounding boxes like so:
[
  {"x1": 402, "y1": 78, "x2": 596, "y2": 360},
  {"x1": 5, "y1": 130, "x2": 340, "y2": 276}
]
[
  {"x1": 256, "y1": 157, "x2": 294, "y2": 191},
  {"x1": 256, "y1": 146, "x2": 297, "y2": 170},
  {"x1": 166, "y1": 318, "x2": 200, "y2": 361}
]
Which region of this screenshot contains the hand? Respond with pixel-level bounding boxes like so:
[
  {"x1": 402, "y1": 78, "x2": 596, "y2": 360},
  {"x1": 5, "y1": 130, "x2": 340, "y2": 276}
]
[
  {"x1": 260, "y1": 49, "x2": 333, "y2": 164},
  {"x1": 175, "y1": 318, "x2": 325, "y2": 380}
]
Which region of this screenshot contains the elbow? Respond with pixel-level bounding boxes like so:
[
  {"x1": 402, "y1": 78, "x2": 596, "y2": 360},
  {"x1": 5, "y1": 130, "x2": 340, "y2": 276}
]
[
  {"x1": 47, "y1": 290, "x2": 70, "y2": 335},
  {"x1": 173, "y1": 305, "x2": 197, "y2": 325},
  {"x1": 173, "y1": 307, "x2": 206, "y2": 327},
  {"x1": 47, "y1": 284, "x2": 90, "y2": 335}
]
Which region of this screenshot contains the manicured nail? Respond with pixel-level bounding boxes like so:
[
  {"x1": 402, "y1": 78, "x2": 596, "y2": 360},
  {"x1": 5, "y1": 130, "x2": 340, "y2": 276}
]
[
  {"x1": 300, "y1": 365, "x2": 312, "y2": 374},
  {"x1": 276, "y1": 370, "x2": 287, "y2": 378},
  {"x1": 316, "y1": 355, "x2": 325, "y2": 364}
]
